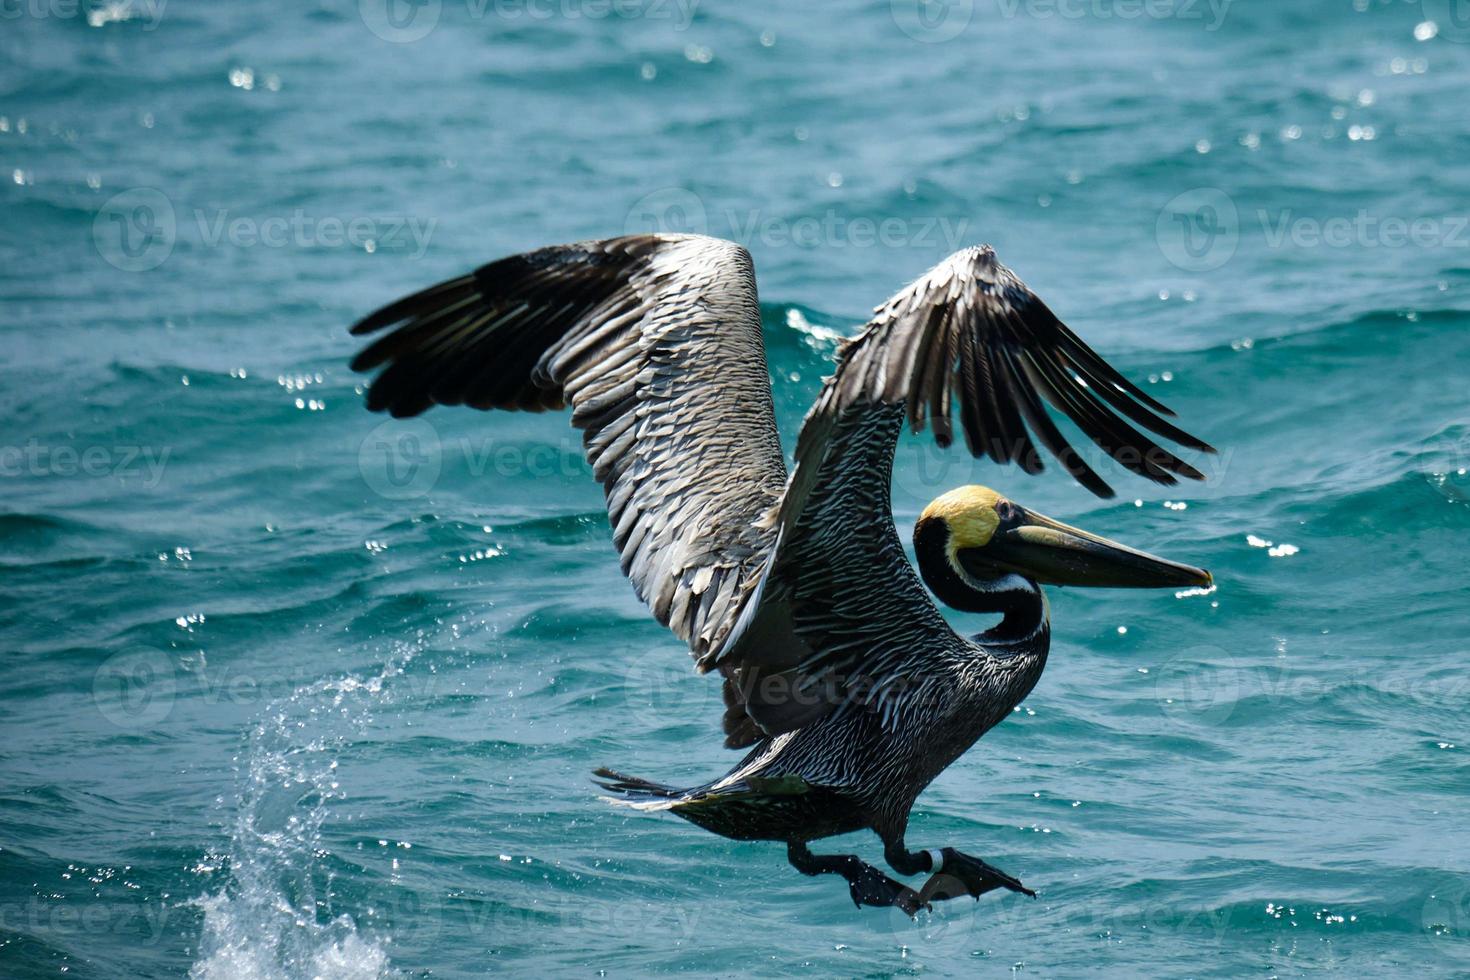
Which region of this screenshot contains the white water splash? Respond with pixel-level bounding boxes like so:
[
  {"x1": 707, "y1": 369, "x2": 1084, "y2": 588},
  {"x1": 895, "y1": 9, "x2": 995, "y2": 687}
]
[
  {"x1": 189, "y1": 644, "x2": 424, "y2": 980},
  {"x1": 190, "y1": 895, "x2": 390, "y2": 980}
]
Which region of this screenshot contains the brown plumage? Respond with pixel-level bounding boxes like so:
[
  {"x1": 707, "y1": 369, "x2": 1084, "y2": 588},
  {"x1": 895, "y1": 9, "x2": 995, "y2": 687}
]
[{"x1": 349, "y1": 233, "x2": 1214, "y2": 914}]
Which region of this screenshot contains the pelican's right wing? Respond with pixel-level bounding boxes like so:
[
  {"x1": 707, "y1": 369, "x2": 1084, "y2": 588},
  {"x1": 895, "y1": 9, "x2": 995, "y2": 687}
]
[
  {"x1": 712, "y1": 245, "x2": 1214, "y2": 744},
  {"x1": 349, "y1": 234, "x2": 788, "y2": 662}
]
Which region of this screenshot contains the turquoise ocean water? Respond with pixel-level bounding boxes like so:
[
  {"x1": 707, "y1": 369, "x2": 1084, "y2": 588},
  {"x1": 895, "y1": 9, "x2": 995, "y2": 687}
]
[{"x1": 3, "y1": 1, "x2": 1470, "y2": 975}]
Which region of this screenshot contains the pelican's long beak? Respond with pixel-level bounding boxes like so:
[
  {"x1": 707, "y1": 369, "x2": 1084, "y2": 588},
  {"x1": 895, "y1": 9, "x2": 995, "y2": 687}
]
[{"x1": 965, "y1": 506, "x2": 1212, "y2": 590}]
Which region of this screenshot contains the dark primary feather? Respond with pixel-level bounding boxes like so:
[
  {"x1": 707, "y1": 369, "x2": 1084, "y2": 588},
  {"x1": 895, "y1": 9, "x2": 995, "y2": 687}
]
[
  {"x1": 350, "y1": 244, "x2": 654, "y2": 415},
  {"x1": 860, "y1": 245, "x2": 1215, "y2": 496}
]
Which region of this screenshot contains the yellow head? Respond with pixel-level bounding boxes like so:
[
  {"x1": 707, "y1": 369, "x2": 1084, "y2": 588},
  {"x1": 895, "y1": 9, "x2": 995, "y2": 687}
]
[
  {"x1": 919, "y1": 485, "x2": 1004, "y2": 569},
  {"x1": 914, "y1": 484, "x2": 1211, "y2": 602}
]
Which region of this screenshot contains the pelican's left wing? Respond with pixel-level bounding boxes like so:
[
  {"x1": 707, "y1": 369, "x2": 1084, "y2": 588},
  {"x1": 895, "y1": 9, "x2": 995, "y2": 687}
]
[{"x1": 713, "y1": 245, "x2": 1214, "y2": 744}]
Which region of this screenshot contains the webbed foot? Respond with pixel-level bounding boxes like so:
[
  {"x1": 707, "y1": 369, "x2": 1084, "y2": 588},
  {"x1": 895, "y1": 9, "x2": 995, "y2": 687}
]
[
  {"x1": 917, "y1": 847, "x2": 1036, "y2": 904},
  {"x1": 787, "y1": 840, "x2": 930, "y2": 916},
  {"x1": 848, "y1": 863, "x2": 929, "y2": 916}
]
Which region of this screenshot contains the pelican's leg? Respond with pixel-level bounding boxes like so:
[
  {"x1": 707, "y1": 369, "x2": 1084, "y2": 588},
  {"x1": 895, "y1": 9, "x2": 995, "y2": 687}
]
[
  {"x1": 786, "y1": 841, "x2": 928, "y2": 915},
  {"x1": 881, "y1": 837, "x2": 1036, "y2": 903}
]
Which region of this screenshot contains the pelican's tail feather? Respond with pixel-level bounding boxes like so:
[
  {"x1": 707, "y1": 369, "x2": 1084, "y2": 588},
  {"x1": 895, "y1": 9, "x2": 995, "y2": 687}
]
[
  {"x1": 592, "y1": 767, "x2": 691, "y2": 811},
  {"x1": 592, "y1": 764, "x2": 825, "y2": 842}
]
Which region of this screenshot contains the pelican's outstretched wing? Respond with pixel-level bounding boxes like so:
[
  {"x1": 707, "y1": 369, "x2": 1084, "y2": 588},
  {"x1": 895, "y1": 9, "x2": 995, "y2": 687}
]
[
  {"x1": 713, "y1": 245, "x2": 1214, "y2": 742},
  {"x1": 350, "y1": 234, "x2": 787, "y2": 661}
]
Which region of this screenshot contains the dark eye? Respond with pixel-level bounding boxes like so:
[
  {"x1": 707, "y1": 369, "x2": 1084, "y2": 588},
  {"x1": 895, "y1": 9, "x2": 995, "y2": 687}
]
[{"x1": 996, "y1": 500, "x2": 1017, "y2": 522}]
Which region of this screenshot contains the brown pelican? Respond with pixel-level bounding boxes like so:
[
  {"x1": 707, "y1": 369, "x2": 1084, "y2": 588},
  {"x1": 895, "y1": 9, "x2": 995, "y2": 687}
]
[{"x1": 349, "y1": 234, "x2": 1213, "y2": 915}]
